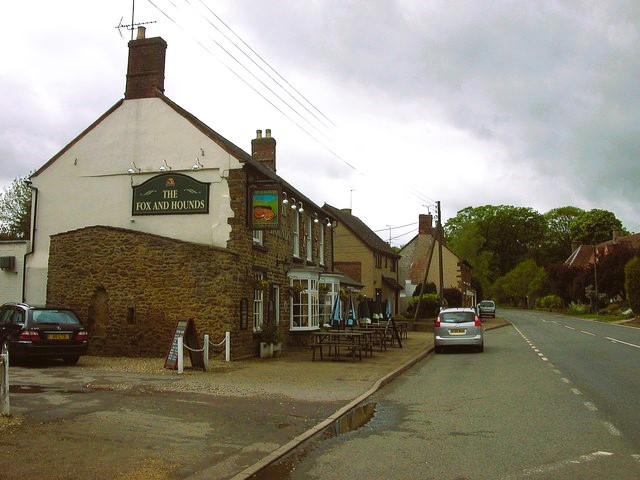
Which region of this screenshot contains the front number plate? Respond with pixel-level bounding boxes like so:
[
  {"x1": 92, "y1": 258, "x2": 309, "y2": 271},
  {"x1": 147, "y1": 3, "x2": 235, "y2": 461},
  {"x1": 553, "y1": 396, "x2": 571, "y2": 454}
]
[{"x1": 48, "y1": 333, "x2": 71, "y2": 340}]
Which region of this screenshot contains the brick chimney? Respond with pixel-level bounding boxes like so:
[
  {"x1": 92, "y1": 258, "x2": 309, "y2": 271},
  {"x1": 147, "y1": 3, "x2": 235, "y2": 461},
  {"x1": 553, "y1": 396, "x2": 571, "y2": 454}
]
[
  {"x1": 251, "y1": 129, "x2": 277, "y2": 171},
  {"x1": 125, "y1": 27, "x2": 168, "y2": 99},
  {"x1": 418, "y1": 214, "x2": 433, "y2": 236}
]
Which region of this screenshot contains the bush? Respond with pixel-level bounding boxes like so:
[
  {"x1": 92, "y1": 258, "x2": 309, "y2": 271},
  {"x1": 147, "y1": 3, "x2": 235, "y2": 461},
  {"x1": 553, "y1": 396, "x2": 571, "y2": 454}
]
[
  {"x1": 407, "y1": 293, "x2": 439, "y2": 319},
  {"x1": 567, "y1": 302, "x2": 588, "y2": 315},
  {"x1": 624, "y1": 256, "x2": 640, "y2": 317},
  {"x1": 536, "y1": 295, "x2": 563, "y2": 310}
]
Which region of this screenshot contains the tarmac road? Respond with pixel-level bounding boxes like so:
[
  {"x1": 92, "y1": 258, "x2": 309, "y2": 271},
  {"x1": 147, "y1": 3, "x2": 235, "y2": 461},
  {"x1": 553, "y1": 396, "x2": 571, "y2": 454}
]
[{"x1": 0, "y1": 319, "x2": 508, "y2": 480}]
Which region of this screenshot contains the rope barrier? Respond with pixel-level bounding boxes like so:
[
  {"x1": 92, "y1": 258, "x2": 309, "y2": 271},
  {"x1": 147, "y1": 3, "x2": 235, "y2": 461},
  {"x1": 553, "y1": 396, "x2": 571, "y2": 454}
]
[{"x1": 176, "y1": 332, "x2": 230, "y2": 374}]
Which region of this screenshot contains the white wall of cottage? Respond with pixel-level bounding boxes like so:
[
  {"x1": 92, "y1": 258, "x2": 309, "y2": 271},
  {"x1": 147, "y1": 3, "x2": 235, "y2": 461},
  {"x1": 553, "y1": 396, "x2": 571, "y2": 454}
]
[{"x1": 25, "y1": 98, "x2": 242, "y2": 304}]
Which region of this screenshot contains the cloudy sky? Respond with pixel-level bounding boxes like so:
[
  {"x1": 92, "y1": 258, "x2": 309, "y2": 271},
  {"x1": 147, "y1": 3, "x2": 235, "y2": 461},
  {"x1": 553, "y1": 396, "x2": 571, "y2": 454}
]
[{"x1": 2, "y1": 1, "x2": 639, "y2": 245}]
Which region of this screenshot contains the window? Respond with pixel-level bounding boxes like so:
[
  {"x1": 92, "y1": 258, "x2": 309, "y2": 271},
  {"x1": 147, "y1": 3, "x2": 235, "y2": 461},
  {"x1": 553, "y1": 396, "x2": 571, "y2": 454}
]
[
  {"x1": 253, "y1": 273, "x2": 265, "y2": 332},
  {"x1": 306, "y1": 217, "x2": 313, "y2": 261},
  {"x1": 318, "y1": 281, "x2": 338, "y2": 326},
  {"x1": 252, "y1": 229, "x2": 263, "y2": 246},
  {"x1": 319, "y1": 225, "x2": 325, "y2": 265},
  {"x1": 290, "y1": 276, "x2": 319, "y2": 330},
  {"x1": 375, "y1": 252, "x2": 382, "y2": 268},
  {"x1": 293, "y1": 209, "x2": 300, "y2": 257}
]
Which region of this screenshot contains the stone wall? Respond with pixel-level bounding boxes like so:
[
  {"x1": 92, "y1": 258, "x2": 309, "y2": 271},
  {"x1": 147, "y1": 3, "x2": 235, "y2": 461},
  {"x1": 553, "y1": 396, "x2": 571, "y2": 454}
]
[{"x1": 47, "y1": 226, "x2": 245, "y2": 358}]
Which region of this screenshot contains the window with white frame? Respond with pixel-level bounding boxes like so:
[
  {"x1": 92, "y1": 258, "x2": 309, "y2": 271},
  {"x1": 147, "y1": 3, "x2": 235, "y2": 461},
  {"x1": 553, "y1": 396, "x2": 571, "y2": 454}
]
[
  {"x1": 252, "y1": 229, "x2": 263, "y2": 246},
  {"x1": 293, "y1": 209, "x2": 300, "y2": 257},
  {"x1": 290, "y1": 275, "x2": 319, "y2": 330},
  {"x1": 253, "y1": 273, "x2": 265, "y2": 332},
  {"x1": 318, "y1": 224, "x2": 325, "y2": 265},
  {"x1": 306, "y1": 217, "x2": 313, "y2": 261}
]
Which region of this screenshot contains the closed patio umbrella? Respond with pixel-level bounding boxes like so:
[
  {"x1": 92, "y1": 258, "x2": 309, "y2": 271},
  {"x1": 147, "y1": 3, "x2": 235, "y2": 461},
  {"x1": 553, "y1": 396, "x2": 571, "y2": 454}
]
[
  {"x1": 330, "y1": 292, "x2": 342, "y2": 328},
  {"x1": 346, "y1": 293, "x2": 357, "y2": 327}
]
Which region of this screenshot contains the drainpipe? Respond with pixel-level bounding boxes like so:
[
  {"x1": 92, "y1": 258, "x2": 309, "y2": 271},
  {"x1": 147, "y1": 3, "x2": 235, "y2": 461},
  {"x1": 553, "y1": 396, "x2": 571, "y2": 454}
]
[{"x1": 22, "y1": 181, "x2": 37, "y2": 303}]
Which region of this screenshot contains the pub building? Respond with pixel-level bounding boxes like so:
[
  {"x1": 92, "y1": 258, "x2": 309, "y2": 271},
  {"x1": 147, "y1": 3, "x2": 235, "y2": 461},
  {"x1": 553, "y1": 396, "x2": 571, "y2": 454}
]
[{"x1": 23, "y1": 27, "x2": 342, "y2": 359}]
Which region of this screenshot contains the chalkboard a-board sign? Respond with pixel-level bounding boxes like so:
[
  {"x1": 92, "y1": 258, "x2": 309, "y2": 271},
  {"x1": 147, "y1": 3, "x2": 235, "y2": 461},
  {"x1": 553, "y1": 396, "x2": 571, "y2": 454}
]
[{"x1": 164, "y1": 318, "x2": 206, "y2": 371}]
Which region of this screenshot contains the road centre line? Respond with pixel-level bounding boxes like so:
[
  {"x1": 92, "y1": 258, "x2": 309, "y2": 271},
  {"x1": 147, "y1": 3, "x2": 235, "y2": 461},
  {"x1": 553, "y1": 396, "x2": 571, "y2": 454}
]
[
  {"x1": 564, "y1": 325, "x2": 576, "y2": 330},
  {"x1": 603, "y1": 421, "x2": 622, "y2": 437},
  {"x1": 499, "y1": 451, "x2": 614, "y2": 479},
  {"x1": 580, "y1": 330, "x2": 595, "y2": 336},
  {"x1": 606, "y1": 336, "x2": 640, "y2": 349},
  {"x1": 584, "y1": 402, "x2": 598, "y2": 412},
  {"x1": 571, "y1": 388, "x2": 582, "y2": 396}
]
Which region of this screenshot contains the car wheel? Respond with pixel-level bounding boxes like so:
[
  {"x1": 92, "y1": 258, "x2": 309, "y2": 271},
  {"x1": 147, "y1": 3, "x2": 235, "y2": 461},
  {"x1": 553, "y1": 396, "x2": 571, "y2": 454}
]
[
  {"x1": 62, "y1": 355, "x2": 80, "y2": 365},
  {"x1": 478, "y1": 344, "x2": 484, "y2": 353}
]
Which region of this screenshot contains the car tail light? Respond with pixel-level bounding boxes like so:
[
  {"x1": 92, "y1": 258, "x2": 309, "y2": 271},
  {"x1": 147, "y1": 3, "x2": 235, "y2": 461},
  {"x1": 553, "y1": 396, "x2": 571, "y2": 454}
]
[
  {"x1": 75, "y1": 331, "x2": 88, "y2": 341},
  {"x1": 18, "y1": 330, "x2": 41, "y2": 342},
  {"x1": 434, "y1": 316, "x2": 441, "y2": 328},
  {"x1": 474, "y1": 316, "x2": 482, "y2": 327}
]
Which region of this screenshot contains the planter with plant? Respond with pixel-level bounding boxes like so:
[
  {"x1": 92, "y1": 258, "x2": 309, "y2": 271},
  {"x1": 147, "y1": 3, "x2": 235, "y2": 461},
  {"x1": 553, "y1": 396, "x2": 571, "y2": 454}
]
[{"x1": 258, "y1": 320, "x2": 283, "y2": 358}]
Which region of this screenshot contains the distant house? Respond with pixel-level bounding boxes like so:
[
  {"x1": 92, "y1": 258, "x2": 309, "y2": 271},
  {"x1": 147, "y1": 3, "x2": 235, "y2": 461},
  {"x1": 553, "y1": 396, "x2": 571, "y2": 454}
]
[
  {"x1": 565, "y1": 231, "x2": 640, "y2": 268},
  {"x1": 398, "y1": 214, "x2": 475, "y2": 312},
  {"x1": 22, "y1": 27, "x2": 339, "y2": 359},
  {"x1": 323, "y1": 204, "x2": 402, "y2": 317}
]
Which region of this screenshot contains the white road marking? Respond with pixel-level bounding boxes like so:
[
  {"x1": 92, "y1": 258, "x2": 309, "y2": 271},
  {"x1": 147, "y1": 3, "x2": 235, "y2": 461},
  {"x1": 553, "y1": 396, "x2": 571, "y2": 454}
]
[
  {"x1": 606, "y1": 336, "x2": 640, "y2": 349},
  {"x1": 564, "y1": 325, "x2": 576, "y2": 330},
  {"x1": 603, "y1": 421, "x2": 622, "y2": 436},
  {"x1": 571, "y1": 388, "x2": 582, "y2": 396},
  {"x1": 500, "y1": 451, "x2": 614, "y2": 479},
  {"x1": 580, "y1": 330, "x2": 595, "y2": 336},
  {"x1": 632, "y1": 454, "x2": 640, "y2": 463},
  {"x1": 584, "y1": 402, "x2": 598, "y2": 412},
  {"x1": 561, "y1": 377, "x2": 571, "y2": 384}
]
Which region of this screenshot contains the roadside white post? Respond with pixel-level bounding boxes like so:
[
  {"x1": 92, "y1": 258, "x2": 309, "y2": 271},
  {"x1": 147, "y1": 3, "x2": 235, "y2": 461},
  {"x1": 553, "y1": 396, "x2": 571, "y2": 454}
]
[
  {"x1": 225, "y1": 331, "x2": 231, "y2": 362},
  {"x1": 177, "y1": 336, "x2": 184, "y2": 374},
  {"x1": 203, "y1": 334, "x2": 209, "y2": 369},
  {"x1": 1, "y1": 352, "x2": 9, "y2": 416}
]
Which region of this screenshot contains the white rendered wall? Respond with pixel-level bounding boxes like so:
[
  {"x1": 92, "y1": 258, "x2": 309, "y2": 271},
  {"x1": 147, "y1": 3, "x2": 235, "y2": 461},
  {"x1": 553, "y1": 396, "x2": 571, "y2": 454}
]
[
  {"x1": 25, "y1": 98, "x2": 243, "y2": 303},
  {"x1": 0, "y1": 242, "x2": 28, "y2": 304}
]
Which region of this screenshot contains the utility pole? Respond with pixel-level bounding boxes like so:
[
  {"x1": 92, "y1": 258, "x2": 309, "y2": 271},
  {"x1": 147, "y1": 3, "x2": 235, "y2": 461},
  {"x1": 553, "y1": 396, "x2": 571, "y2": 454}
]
[{"x1": 437, "y1": 201, "x2": 445, "y2": 309}]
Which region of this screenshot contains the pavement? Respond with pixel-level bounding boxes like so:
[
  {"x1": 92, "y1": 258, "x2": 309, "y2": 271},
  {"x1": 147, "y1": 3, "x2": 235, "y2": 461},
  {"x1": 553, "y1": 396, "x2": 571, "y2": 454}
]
[{"x1": 0, "y1": 317, "x2": 509, "y2": 480}]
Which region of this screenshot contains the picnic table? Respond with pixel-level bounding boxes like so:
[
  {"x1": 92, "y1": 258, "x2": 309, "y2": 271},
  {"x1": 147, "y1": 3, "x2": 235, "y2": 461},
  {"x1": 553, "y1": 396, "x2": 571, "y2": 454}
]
[{"x1": 310, "y1": 330, "x2": 373, "y2": 361}]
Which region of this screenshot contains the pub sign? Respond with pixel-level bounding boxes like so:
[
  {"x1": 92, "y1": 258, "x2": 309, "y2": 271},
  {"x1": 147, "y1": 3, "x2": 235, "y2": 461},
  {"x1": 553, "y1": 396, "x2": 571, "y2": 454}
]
[
  {"x1": 132, "y1": 173, "x2": 210, "y2": 216},
  {"x1": 249, "y1": 186, "x2": 280, "y2": 230}
]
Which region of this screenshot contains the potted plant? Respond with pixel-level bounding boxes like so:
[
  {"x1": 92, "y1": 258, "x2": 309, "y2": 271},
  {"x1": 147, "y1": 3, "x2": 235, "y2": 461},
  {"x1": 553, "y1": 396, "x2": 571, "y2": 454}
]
[{"x1": 258, "y1": 320, "x2": 283, "y2": 358}]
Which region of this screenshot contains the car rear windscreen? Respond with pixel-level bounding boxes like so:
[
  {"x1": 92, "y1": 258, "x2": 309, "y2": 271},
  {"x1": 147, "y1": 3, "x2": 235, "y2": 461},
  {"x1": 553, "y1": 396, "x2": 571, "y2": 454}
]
[
  {"x1": 440, "y1": 312, "x2": 475, "y2": 323},
  {"x1": 33, "y1": 310, "x2": 81, "y2": 325}
]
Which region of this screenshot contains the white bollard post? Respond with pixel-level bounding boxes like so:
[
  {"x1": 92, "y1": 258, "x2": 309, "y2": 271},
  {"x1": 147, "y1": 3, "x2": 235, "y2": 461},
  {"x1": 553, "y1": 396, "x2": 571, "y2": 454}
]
[
  {"x1": 203, "y1": 334, "x2": 209, "y2": 370},
  {"x1": 225, "y1": 331, "x2": 231, "y2": 362},
  {"x1": 177, "y1": 336, "x2": 184, "y2": 374},
  {"x1": 1, "y1": 352, "x2": 9, "y2": 416}
]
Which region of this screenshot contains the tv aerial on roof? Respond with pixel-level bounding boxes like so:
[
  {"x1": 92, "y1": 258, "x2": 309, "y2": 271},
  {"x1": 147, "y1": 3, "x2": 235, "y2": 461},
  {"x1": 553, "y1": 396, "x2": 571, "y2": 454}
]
[{"x1": 115, "y1": 17, "x2": 157, "y2": 40}]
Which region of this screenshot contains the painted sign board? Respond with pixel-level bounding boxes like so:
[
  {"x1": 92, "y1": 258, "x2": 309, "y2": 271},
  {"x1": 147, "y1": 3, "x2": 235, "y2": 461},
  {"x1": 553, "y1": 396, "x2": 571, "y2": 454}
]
[
  {"x1": 133, "y1": 173, "x2": 210, "y2": 216},
  {"x1": 249, "y1": 187, "x2": 280, "y2": 230}
]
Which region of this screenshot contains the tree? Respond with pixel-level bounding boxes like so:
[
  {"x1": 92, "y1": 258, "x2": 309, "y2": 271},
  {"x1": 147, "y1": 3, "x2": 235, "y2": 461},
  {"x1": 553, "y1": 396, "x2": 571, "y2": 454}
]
[
  {"x1": 0, "y1": 174, "x2": 32, "y2": 240},
  {"x1": 495, "y1": 259, "x2": 548, "y2": 308},
  {"x1": 569, "y1": 209, "x2": 625, "y2": 245},
  {"x1": 597, "y1": 245, "x2": 639, "y2": 300},
  {"x1": 624, "y1": 257, "x2": 640, "y2": 318},
  {"x1": 541, "y1": 206, "x2": 584, "y2": 264},
  {"x1": 445, "y1": 205, "x2": 546, "y2": 280}
]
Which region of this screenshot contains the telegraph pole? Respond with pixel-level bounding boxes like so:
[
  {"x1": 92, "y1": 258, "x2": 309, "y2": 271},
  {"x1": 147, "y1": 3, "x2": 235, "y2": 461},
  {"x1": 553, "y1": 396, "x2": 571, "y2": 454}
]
[{"x1": 437, "y1": 201, "x2": 445, "y2": 309}]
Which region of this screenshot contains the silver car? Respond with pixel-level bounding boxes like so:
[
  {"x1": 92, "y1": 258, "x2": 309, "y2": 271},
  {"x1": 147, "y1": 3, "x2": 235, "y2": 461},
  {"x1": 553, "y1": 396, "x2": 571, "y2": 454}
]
[{"x1": 434, "y1": 307, "x2": 484, "y2": 353}]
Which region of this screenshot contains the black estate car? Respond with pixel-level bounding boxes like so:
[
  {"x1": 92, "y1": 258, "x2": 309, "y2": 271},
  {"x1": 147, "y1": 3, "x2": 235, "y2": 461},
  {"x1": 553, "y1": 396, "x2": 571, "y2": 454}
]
[{"x1": 0, "y1": 302, "x2": 88, "y2": 364}]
